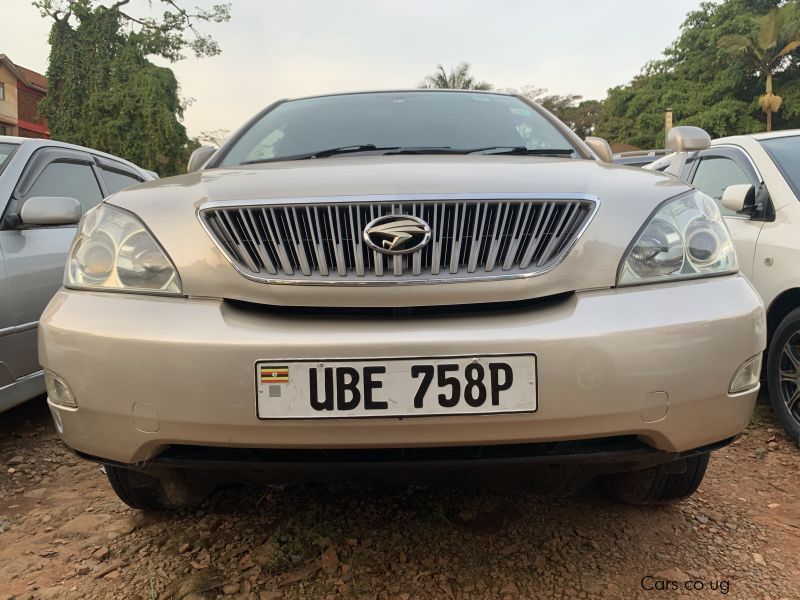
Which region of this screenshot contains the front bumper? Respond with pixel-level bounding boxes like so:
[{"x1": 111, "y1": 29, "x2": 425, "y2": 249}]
[{"x1": 39, "y1": 275, "x2": 765, "y2": 465}]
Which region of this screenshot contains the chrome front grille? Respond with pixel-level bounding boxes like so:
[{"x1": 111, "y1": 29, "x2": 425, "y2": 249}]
[{"x1": 199, "y1": 194, "x2": 597, "y2": 285}]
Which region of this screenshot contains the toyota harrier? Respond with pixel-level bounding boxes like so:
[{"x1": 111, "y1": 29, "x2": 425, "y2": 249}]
[{"x1": 37, "y1": 91, "x2": 765, "y2": 509}]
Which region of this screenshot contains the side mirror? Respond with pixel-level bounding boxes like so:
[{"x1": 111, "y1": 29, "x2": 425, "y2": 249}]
[
  {"x1": 666, "y1": 126, "x2": 711, "y2": 152},
  {"x1": 20, "y1": 196, "x2": 81, "y2": 226},
  {"x1": 187, "y1": 146, "x2": 216, "y2": 173},
  {"x1": 722, "y1": 183, "x2": 755, "y2": 214},
  {"x1": 665, "y1": 126, "x2": 711, "y2": 177},
  {"x1": 584, "y1": 137, "x2": 613, "y2": 163}
]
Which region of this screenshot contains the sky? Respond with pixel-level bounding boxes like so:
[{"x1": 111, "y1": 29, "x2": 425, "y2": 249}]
[{"x1": 3, "y1": 0, "x2": 713, "y2": 138}]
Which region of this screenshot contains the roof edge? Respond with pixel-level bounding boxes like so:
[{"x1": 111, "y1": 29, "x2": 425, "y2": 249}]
[{"x1": 0, "y1": 54, "x2": 48, "y2": 92}]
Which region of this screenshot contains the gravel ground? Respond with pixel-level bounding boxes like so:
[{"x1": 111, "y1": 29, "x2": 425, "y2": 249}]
[{"x1": 0, "y1": 395, "x2": 798, "y2": 600}]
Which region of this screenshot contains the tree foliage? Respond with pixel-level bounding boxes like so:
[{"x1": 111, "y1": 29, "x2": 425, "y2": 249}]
[
  {"x1": 505, "y1": 86, "x2": 602, "y2": 138},
  {"x1": 198, "y1": 128, "x2": 230, "y2": 146},
  {"x1": 718, "y1": 3, "x2": 800, "y2": 130},
  {"x1": 420, "y1": 62, "x2": 493, "y2": 90},
  {"x1": 595, "y1": 0, "x2": 800, "y2": 148},
  {"x1": 34, "y1": 0, "x2": 230, "y2": 176}
]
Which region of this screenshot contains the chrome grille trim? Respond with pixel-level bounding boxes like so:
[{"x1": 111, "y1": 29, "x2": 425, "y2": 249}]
[{"x1": 198, "y1": 193, "x2": 599, "y2": 286}]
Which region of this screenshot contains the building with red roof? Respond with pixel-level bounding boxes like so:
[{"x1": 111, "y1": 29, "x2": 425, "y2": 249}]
[{"x1": 0, "y1": 54, "x2": 50, "y2": 138}]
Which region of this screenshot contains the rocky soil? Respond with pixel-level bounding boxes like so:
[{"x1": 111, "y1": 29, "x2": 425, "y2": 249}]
[{"x1": 0, "y1": 396, "x2": 798, "y2": 600}]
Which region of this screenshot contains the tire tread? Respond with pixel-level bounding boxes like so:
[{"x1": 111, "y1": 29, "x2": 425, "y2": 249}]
[{"x1": 603, "y1": 453, "x2": 710, "y2": 505}]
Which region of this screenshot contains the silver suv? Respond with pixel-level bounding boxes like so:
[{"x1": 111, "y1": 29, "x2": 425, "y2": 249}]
[
  {"x1": 0, "y1": 136, "x2": 152, "y2": 412},
  {"x1": 36, "y1": 91, "x2": 765, "y2": 509}
]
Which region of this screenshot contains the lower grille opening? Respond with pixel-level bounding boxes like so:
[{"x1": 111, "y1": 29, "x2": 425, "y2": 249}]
[
  {"x1": 155, "y1": 436, "x2": 649, "y2": 465},
  {"x1": 223, "y1": 291, "x2": 574, "y2": 319}
]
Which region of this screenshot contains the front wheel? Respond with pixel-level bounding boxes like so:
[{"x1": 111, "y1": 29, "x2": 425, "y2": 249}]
[
  {"x1": 602, "y1": 453, "x2": 709, "y2": 505},
  {"x1": 105, "y1": 465, "x2": 214, "y2": 510},
  {"x1": 766, "y1": 308, "x2": 800, "y2": 444}
]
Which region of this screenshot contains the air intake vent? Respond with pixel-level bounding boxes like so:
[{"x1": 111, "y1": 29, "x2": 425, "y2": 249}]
[{"x1": 199, "y1": 195, "x2": 596, "y2": 285}]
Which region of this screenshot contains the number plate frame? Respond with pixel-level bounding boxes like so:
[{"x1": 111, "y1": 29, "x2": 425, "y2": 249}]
[{"x1": 254, "y1": 354, "x2": 538, "y2": 420}]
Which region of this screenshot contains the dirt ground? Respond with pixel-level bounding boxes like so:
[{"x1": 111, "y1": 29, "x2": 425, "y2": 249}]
[{"x1": 0, "y1": 395, "x2": 798, "y2": 600}]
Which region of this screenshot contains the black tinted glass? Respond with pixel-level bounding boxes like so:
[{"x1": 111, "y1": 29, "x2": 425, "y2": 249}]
[
  {"x1": 102, "y1": 168, "x2": 142, "y2": 194},
  {"x1": 692, "y1": 157, "x2": 752, "y2": 216},
  {"x1": 760, "y1": 136, "x2": 800, "y2": 199},
  {"x1": 220, "y1": 92, "x2": 575, "y2": 166},
  {"x1": 26, "y1": 161, "x2": 103, "y2": 213}
]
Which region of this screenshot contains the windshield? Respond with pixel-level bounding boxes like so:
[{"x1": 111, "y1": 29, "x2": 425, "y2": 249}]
[
  {"x1": 218, "y1": 91, "x2": 579, "y2": 166},
  {"x1": 0, "y1": 142, "x2": 18, "y2": 174},
  {"x1": 760, "y1": 135, "x2": 800, "y2": 199}
]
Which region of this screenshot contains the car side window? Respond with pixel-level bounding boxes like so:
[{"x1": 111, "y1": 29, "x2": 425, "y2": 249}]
[
  {"x1": 24, "y1": 161, "x2": 103, "y2": 214},
  {"x1": 691, "y1": 157, "x2": 753, "y2": 217},
  {"x1": 101, "y1": 167, "x2": 143, "y2": 195}
]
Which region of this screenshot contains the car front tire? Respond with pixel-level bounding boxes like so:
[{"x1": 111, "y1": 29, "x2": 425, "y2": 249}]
[
  {"x1": 766, "y1": 308, "x2": 800, "y2": 444},
  {"x1": 105, "y1": 465, "x2": 213, "y2": 510},
  {"x1": 602, "y1": 453, "x2": 710, "y2": 505}
]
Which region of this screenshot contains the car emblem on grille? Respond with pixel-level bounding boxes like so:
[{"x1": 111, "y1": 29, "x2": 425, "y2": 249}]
[{"x1": 363, "y1": 214, "x2": 432, "y2": 255}]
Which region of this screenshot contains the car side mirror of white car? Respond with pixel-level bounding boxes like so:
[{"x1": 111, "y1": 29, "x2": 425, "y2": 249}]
[
  {"x1": 584, "y1": 137, "x2": 613, "y2": 163},
  {"x1": 20, "y1": 196, "x2": 82, "y2": 226},
  {"x1": 721, "y1": 183, "x2": 756, "y2": 214},
  {"x1": 187, "y1": 145, "x2": 217, "y2": 173},
  {"x1": 664, "y1": 126, "x2": 711, "y2": 177}
]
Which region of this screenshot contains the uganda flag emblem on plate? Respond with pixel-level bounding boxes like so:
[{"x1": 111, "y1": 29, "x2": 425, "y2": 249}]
[{"x1": 260, "y1": 365, "x2": 289, "y2": 384}]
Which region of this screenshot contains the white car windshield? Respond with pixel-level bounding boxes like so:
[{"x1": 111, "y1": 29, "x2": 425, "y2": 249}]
[{"x1": 760, "y1": 135, "x2": 800, "y2": 199}]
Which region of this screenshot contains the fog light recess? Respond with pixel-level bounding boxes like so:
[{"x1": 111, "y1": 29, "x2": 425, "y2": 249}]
[
  {"x1": 45, "y1": 370, "x2": 77, "y2": 408},
  {"x1": 729, "y1": 354, "x2": 762, "y2": 394}
]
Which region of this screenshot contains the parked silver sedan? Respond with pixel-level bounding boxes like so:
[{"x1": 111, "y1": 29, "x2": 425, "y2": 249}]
[{"x1": 0, "y1": 136, "x2": 153, "y2": 412}]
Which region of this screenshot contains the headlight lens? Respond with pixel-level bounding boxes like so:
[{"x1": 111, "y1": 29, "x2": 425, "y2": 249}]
[
  {"x1": 618, "y1": 191, "x2": 737, "y2": 286},
  {"x1": 66, "y1": 204, "x2": 181, "y2": 294}
]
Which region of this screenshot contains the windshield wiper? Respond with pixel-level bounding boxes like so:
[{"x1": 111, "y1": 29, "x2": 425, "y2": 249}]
[
  {"x1": 242, "y1": 145, "x2": 574, "y2": 165},
  {"x1": 466, "y1": 146, "x2": 575, "y2": 156},
  {"x1": 242, "y1": 145, "x2": 403, "y2": 164}
]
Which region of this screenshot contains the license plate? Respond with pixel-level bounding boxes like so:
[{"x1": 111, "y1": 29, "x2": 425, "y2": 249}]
[{"x1": 255, "y1": 354, "x2": 537, "y2": 419}]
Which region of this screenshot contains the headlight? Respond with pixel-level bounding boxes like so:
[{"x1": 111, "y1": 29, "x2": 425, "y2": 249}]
[
  {"x1": 66, "y1": 204, "x2": 181, "y2": 294},
  {"x1": 618, "y1": 191, "x2": 737, "y2": 286}
]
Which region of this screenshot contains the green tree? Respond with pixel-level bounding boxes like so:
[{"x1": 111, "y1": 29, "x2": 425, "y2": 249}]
[
  {"x1": 34, "y1": 0, "x2": 230, "y2": 176},
  {"x1": 505, "y1": 86, "x2": 604, "y2": 138},
  {"x1": 420, "y1": 62, "x2": 492, "y2": 90},
  {"x1": 718, "y1": 4, "x2": 800, "y2": 130},
  {"x1": 595, "y1": 0, "x2": 800, "y2": 148}
]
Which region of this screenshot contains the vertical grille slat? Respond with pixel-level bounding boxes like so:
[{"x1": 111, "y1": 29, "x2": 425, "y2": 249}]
[
  {"x1": 484, "y1": 202, "x2": 509, "y2": 272},
  {"x1": 221, "y1": 211, "x2": 260, "y2": 273},
  {"x1": 519, "y1": 202, "x2": 555, "y2": 269},
  {"x1": 242, "y1": 208, "x2": 278, "y2": 275},
  {"x1": 412, "y1": 203, "x2": 422, "y2": 276},
  {"x1": 348, "y1": 205, "x2": 365, "y2": 277},
  {"x1": 502, "y1": 202, "x2": 532, "y2": 271},
  {"x1": 328, "y1": 206, "x2": 347, "y2": 276},
  {"x1": 305, "y1": 206, "x2": 329, "y2": 276},
  {"x1": 466, "y1": 202, "x2": 484, "y2": 273},
  {"x1": 201, "y1": 197, "x2": 594, "y2": 283},
  {"x1": 431, "y1": 203, "x2": 443, "y2": 276},
  {"x1": 285, "y1": 207, "x2": 311, "y2": 276}
]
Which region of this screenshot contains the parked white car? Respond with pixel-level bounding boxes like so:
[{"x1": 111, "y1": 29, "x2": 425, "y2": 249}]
[{"x1": 648, "y1": 128, "x2": 800, "y2": 443}]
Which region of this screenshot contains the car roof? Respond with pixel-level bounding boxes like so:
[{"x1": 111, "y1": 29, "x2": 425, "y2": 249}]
[
  {"x1": 714, "y1": 129, "x2": 800, "y2": 144},
  {"x1": 0, "y1": 135, "x2": 152, "y2": 178}
]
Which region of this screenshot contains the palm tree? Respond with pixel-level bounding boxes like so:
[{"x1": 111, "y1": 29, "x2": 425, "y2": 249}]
[
  {"x1": 717, "y1": 4, "x2": 800, "y2": 131},
  {"x1": 420, "y1": 62, "x2": 492, "y2": 90}
]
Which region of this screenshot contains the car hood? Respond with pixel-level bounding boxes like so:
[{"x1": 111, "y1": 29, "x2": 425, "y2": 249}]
[{"x1": 107, "y1": 156, "x2": 691, "y2": 307}]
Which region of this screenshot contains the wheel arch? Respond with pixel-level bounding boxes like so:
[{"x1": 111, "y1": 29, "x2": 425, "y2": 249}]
[{"x1": 766, "y1": 287, "x2": 800, "y2": 343}]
